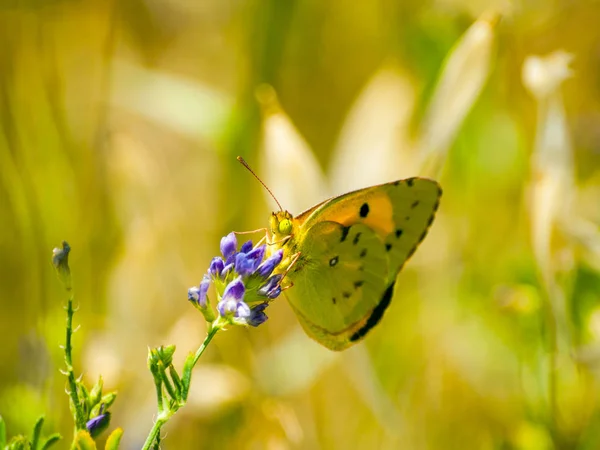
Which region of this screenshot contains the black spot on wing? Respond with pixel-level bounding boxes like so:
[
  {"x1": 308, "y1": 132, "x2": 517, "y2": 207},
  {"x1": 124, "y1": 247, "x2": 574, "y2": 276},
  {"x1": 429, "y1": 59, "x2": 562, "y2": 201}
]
[
  {"x1": 393, "y1": 180, "x2": 400, "y2": 186},
  {"x1": 354, "y1": 280, "x2": 364, "y2": 289},
  {"x1": 360, "y1": 249, "x2": 367, "y2": 258},
  {"x1": 342, "y1": 291, "x2": 351, "y2": 299},
  {"x1": 411, "y1": 200, "x2": 419, "y2": 208},
  {"x1": 360, "y1": 203, "x2": 369, "y2": 218},
  {"x1": 349, "y1": 282, "x2": 395, "y2": 342},
  {"x1": 385, "y1": 243, "x2": 392, "y2": 251},
  {"x1": 407, "y1": 178, "x2": 414, "y2": 187},
  {"x1": 340, "y1": 226, "x2": 350, "y2": 242},
  {"x1": 332, "y1": 297, "x2": 337, "y2": 304},
  {"x1": 329, "y1": 256, "x2": 339, "y2": 267},
  {"x1": 353, "y1": 232, "x2": 362, "y2": 245},
  {"x1": 395, "y1": 229, "x2": 403, "y2": 238}
]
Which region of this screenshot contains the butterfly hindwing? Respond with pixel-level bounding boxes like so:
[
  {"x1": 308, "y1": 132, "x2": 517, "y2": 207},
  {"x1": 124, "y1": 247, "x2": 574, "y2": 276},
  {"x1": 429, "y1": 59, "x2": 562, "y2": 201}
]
[{"x1": 285, "y1": 222, "x2": 389, "y2": 351}]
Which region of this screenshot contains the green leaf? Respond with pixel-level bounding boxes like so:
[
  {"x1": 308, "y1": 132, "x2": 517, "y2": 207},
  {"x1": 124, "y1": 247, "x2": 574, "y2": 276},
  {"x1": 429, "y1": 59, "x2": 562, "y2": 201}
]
[
  {"x1": 181, "y1": 352, "x2": 195, "y2": 401},
  {"x1": 0, "y1": 415, "x2": 6, "y2": 448},
  {"x1": 73, "y1": 430, "x2": 96, "y2": 450},
  {"x1": 31, "y1": 416, "x2": 44, "y2": 450},
  {"x1": 89, "y1": 376, "x2": 104, "y2": 408},
  {"x1": 104, "y1": 428, "x2": 123, "y2": 450},
  {"x1": 79, "y1": 384, "x2": 91, "y2": 413},
  {"x1": 90, "y1": 392, "x2": 117, "y2": 417},
  {"x1": 40, "y1": 434, "x2": 62, "y2": 450}
]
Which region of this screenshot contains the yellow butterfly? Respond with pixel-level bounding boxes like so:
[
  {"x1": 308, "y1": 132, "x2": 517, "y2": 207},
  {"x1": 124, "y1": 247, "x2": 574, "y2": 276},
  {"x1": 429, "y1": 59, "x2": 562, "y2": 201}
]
[{"x1": 259, "y1": 164, "x2": 442, "y2": 351}]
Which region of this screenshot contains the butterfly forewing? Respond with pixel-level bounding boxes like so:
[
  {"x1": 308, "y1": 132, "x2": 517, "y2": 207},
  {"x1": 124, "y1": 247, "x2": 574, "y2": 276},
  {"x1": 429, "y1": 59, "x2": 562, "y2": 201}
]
[{"x1": 296, "y1": 178, "x2": 441, "y2": 282}]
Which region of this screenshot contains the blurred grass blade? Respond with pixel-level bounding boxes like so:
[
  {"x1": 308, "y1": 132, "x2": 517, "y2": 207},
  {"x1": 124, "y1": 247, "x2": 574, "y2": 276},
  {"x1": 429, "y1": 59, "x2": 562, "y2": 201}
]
[
  {"x1": 104, "y1": 428, "x2": 123, "y2": 450},
  {"x1": 257, "y1": 84, "x2": 329, "y2": 212},
  {"x1": 418, "y1": 12, "x2": 498, "y2": 178},
  {"x1": 40, "y1": 434, "x2": 62, "y2": 450},
  {"x1": 0, "y1": 416, "x2": 5, "y2": 448},
  {"x1": 330, "y1": 64, "x2": 417, "y2": 193},
  {"x1": 31, "y1": 416, "x2": 44, "y2": 450}
]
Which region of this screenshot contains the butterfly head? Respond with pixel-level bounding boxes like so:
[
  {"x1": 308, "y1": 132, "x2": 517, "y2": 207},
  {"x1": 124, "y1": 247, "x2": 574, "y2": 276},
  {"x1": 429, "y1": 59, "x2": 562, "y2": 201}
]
[{"x1": 269, "y1": 210, "x2": 294, "y2": 242}]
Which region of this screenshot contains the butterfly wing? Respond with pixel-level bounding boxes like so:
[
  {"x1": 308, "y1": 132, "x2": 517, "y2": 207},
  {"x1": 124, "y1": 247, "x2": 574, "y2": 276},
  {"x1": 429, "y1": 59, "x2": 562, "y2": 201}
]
[{"x1": 284, "y1": 177, "x2": 441, "y2": 350}]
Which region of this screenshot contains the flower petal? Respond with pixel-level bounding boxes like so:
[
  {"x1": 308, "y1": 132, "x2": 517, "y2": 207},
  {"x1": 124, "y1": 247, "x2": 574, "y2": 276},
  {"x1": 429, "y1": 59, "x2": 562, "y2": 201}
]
[
  {"x1": 245, "y1": 245, "x2": 266, "y2": 271},
  {"x1": 258, "y1": 274, "x2": 282, "y2": 298},
  {"x1": 240, "y1": 240, "x2": 253, "y2": 254},
  {"x1": 209, "y1": 257, "x2": 225, "y2": 277},
  {"x1": 235, "y1": 252, "x2": 255, "y2": 277},
  {"x1": 236, "y1": 301, "x2": 251, "y2": 319},
  {"x1": 220, "y1": 232, "x2": 237, "y2": 259},
  {"x1": 222, "y1": 277, "x2": 245, "y2": 301},
  {"x1": 218, "y1": 298, "x2": 238, "y2": 317},
  {"x1": 248, "y1": 303, "x2": 269, "y2": 327},
  {"x1": 256, "y1": 249, "x2": 283, "y2": 279}
]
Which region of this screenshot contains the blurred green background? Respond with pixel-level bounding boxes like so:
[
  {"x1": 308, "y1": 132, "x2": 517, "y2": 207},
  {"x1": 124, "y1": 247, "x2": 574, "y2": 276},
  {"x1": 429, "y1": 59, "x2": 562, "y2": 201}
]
[{"x1": 2, "y1": 0, "x2": 600, "y2": 448}]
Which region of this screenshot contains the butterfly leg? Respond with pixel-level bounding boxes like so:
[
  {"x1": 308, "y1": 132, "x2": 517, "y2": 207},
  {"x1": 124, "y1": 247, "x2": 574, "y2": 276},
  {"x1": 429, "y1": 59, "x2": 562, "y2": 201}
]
[
  {"x1": 279, "y1": 251, "x2": 301, "y2": 288},
  {"x1": 233, "y1": 228, "x2": 268, "y2": 237}
]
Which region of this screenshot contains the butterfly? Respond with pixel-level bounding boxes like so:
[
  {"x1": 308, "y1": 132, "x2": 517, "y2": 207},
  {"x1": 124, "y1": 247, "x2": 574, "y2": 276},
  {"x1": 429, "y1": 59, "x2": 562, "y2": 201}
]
[{"x1": 266, "y1": 176, "x2": 442, "y2": 351}]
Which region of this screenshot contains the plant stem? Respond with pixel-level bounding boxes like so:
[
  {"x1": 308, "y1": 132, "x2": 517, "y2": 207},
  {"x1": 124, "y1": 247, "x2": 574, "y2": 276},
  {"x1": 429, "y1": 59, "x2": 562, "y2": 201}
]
[
  {"x1": 64, "y1": 293, "x2": 86, "y2": 430},
  {"x1": 192, "y1": 326, "x2": 219, "y2": 367},
  {"x1": 141, "y1": 327, "x2": 219, "y2": 450}
]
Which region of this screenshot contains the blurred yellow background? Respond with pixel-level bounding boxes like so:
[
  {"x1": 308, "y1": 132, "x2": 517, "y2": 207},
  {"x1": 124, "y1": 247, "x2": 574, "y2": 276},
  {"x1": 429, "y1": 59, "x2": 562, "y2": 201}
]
[{"x1": 2, "y1": 0, "x2": 600, "y2": 449}]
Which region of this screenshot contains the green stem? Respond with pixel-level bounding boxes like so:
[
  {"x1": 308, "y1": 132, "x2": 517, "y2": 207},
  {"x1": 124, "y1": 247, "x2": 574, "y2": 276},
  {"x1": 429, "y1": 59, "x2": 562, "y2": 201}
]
[
  {"x1": 182, "y1": 326, "x2": 219, "y2": 401},
  {"x1": 193, "y1": 326, "x2": 218, "y2": 366},
  {"x1": 141, "y1": 327, "x2": 219, "y2": 450},
  {"x1": 64, "y1": 294, "x2": 86, "y2": 430},
  {"x1": 141, "y1": 413, "x2": 171, "y2": 450}
]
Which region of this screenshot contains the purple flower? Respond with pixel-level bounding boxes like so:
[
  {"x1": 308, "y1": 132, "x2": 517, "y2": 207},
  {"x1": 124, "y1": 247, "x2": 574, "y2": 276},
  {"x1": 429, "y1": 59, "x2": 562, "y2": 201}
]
[
  {"x1": 240, "y1": 240, "x2": 253, "y2": 254},
  {"x1": 190, "y1": 232, "x2": 287, "y2": 325},
  {"x1": 258, "y1": 274, "x2": 283, "y2": 299},
  {"x1": 234, "y1": 252, "x2": 255, "y2": 277},
  {"x1": 86, "y1": 412, "x2": 111, "y2": 438},
  {"x1": 220, "y1": 232, "x2": 237, "y2": 259},
  {"x1": 188, "y1": 275, "x2": 211, "y2": 308},
  {"x1": 222, "y1": 277, "x2": 245, "y2": 301},
  {"x1": 218, "y1": 277, "x2": 250, "y2": 319},
  {"x1": 208, "y1": 257, "x2": 224, "y2": 277},
  {"x1": 235, "y1": 245, "x2": 266, "y2": 276},
  {"x1": 248, "y1": 303, "x2": 269, "y2": 327},
  {"x1": 255, "y1": 250, "x2": 283, "y2": 279}
]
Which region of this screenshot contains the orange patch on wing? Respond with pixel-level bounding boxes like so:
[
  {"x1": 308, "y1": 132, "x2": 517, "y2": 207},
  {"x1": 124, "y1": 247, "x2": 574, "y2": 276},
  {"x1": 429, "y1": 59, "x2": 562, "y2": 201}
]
[{"x1": 316, "y1": 192, "x2": 394, "y2": 238}]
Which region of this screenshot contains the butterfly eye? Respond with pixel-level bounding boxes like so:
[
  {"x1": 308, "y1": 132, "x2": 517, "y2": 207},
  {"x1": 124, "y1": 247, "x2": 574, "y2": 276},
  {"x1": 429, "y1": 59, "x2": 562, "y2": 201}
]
[{"x1": 279, "y1": 219, "x2": 293, "y2": 235}]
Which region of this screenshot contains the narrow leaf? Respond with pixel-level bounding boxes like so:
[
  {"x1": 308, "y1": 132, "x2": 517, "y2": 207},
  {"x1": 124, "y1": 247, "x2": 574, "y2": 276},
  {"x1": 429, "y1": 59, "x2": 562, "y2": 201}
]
[
  {"x1": 0, "y1": 415, "x2": 6, "y2": 448},
  {"x1": 40, "y1": 434, "x2": 62, "y2": 450},
  {"x1": 31, "y1": 416, "x2": 44, "y2": 450}
]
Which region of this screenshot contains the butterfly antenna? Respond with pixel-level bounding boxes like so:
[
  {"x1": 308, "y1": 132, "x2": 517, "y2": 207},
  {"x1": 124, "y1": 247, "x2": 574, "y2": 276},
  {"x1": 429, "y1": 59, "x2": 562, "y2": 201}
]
[{"x1": 237, "y1": 156, "x2": 283, "y2": 211}]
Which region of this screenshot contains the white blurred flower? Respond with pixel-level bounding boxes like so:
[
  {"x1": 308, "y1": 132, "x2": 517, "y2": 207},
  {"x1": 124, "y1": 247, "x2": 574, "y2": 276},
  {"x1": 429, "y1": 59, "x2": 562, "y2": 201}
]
[
  {"x1": 522, "y1": 51, "x2": 573, "y2": 100},
  {"x1": 419, "y1": 12, "x2": 498, "y2": 178}
]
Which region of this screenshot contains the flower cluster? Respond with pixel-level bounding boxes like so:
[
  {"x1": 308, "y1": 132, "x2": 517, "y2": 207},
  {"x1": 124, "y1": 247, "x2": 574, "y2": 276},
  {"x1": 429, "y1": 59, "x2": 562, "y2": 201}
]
[{"x1": 188, "y1": 232, "x2": 284, "y2": 327}]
